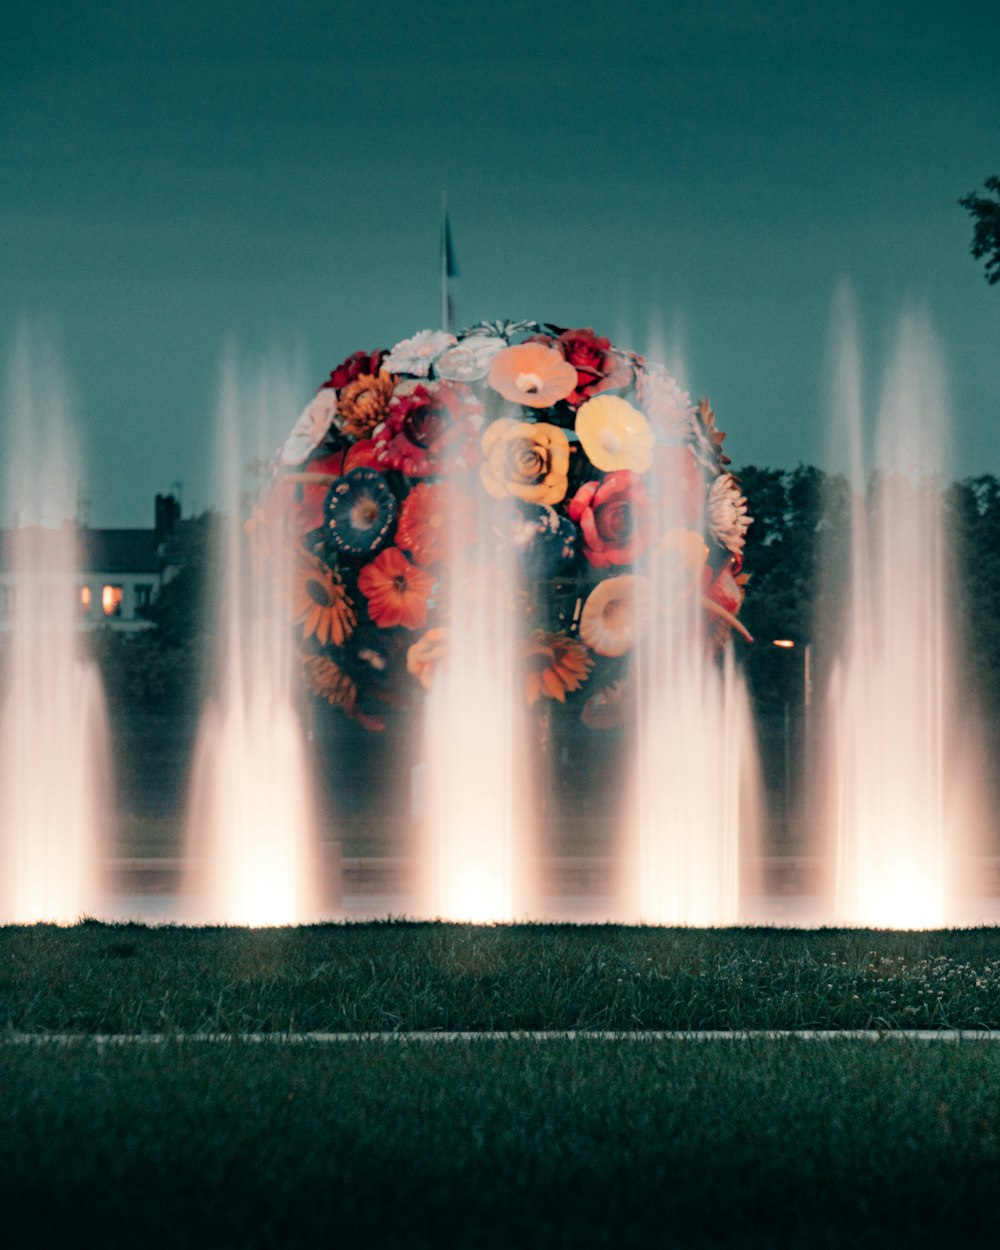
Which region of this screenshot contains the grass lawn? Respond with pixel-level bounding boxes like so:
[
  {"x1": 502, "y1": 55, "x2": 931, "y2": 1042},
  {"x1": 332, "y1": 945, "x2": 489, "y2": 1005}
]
[
  {"x1": 4, "y1": 920, "x2": 1000, "y2": 1033},
  {"x1": 6, "y1": 922, "x2": 1000, "y2": 1248}
]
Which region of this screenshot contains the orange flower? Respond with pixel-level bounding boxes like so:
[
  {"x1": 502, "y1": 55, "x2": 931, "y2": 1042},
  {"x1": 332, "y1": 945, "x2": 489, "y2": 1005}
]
[
  {"x1": 395, "y1": 482, "x2": 475, "y2": 567},
  {"x1": 487, "y1": 342, "x2": 578, "y2": 408},
  {"x1": 336, "y1": 370, "x2": 396, "y2": 439},
  {"x1": 300, "y1": 650, "x2": 358, "y2": 711},
  {"x1": 579, "y1": 574, "x2": 652, "y2": 657},
  {"x1": 523, "y1": 630, "x2": 593, "y2": 704},
  {"x1": 406, "y1": 627, "x2": 448, "y2": 690},
  {"x1": 291, "y1": 548, "x2": 356, "y2": 646},
  {"x1": 357, "y1": 546, "x2": 436, "y2": 630},
  {"x1": 480, "y1": 418, "x2": 570, "y2": 505}
]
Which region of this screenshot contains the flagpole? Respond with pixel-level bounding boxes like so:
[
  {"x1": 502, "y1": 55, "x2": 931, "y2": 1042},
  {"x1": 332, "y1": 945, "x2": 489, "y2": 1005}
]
[{"x1": 440, "y1": 190, "x2": 449, "y2": 332}]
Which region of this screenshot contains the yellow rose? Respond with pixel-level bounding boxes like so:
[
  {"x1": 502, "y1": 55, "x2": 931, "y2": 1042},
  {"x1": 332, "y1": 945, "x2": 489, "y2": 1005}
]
[{"x1": 480, "y1": 419, "x2": 570, "y2": 505}]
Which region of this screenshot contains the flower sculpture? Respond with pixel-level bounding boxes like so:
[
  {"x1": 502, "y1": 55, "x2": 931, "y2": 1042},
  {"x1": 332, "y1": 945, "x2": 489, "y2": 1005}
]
[{"x1": 265, "y1": 320, "x2": 751, "y2": 729}]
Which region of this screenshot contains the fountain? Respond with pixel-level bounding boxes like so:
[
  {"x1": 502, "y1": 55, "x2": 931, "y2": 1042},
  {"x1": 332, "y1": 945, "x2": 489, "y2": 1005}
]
[
  {"x1": 415, "y1": 480, "x2": 533, "y2": 922},
  {"x1": 0, "y1": 331, "x2": 113, "y2": 924},
  {"x1": 822, "y1": 300, "x2": 979, "y2": 927},
  {"x1": 183, "y1": 356, "x2": 324, "y2": 926}
]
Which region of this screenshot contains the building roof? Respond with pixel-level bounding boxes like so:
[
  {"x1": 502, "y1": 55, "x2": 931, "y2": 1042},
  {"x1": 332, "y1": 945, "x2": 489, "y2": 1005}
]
[{"x1": 0, "y1": 526, "x2": 162, "y2": 576}]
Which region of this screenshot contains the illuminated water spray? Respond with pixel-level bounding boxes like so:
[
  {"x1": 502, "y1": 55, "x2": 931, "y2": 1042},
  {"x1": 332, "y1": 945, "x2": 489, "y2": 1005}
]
[
  {"x1": 184, "y1": 356, "x2": 322, "y2": 925},
  {"x1": 825, "y1": 302, "x2": 975, "y2": 927},
  {"x1": 415, "y1": 470, "x2": 532, "y2": 921},
  {"x1": 622, "y1": 329, "x2": 760, "y2": 925},
  {"x1": 0, "y1": 330, "x2": 112, "y2": 923}
]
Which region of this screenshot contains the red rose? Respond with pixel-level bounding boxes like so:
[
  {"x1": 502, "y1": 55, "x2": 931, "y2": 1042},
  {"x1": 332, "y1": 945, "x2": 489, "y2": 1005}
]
[
  {"x1": 569, "y1": 471, "x2": 652, "y2": 568},
  {"x1": 324, "y1": 349, "x2": 386, "y2": 392},
  {"x1": 373, "y1": 379, "x2": 482, "y2": 478},
  {"x1": 532, "y1": 328, "x2": 632, "y2": 408}
]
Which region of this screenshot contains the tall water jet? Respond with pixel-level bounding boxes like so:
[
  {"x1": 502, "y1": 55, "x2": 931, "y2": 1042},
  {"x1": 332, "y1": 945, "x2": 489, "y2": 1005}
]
[
  {"x1": 415, "y1": 475, "x2": 532, "y2": 922},
  {"x1": 622, "y1": 331, "x2": 760, "y2": 926},
  {"x1": 184, "y1": 355, "x2": 323, "y2": 925},
  {"x1": 825, "y1": 303, "x2": 971, "y2": 927},
  {"x1": 0, "y1": 330, "x2": 112, "y2": 923}
]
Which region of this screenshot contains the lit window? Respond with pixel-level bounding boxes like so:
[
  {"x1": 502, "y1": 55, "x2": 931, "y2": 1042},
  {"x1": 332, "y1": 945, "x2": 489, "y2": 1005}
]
[
  {"x1": 79, "y1": 585, "x2": 92, "y2": 615},
  {"x1": 102, "y1": 585, "x2": 123, "y2": 617}
]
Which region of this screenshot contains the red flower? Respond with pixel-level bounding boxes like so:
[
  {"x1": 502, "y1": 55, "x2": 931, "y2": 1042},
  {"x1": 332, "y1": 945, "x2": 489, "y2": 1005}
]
[
  {"x1": 395, "y1": 481, "x2": 475, "y2": 567},
  {"x1": 284, "y1": 450, "x2": 349, "y2": 535},
  {"x1": 569, "y1": 471, "x2": 653, "y2": 568},
  {"x1": 357, "y1": 547, "x2": 437, "y2": 630},
  {"x1": 705, "y1": 555, "x2": 746, "y2": 617},
  {"x1": 372, "y1": 379, "x2": 482, "y2": 477},
  {"x1": 531, "y1": 328, "x2": 632, "y2": 408},
  {"x1": 324, "y1": 349, "x2": 386, "y2": 392}
]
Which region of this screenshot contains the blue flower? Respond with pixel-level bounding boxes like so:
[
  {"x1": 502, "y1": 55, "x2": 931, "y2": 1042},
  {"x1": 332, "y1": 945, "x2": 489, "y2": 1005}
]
[
  {"x1": 498, "y1": 502, "x2": 578, "y2": 579},
  {"x1": 324, "y1": 468, "x2": 397, "y2": 557}
]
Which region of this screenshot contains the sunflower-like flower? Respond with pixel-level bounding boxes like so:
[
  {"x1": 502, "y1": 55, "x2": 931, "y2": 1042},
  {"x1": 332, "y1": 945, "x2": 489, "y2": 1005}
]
[
  {"x1": 300, "y1": 650, "x2": 358, "y2": 711},
  {"x1": 383, "y1": 329, "x2": 457, "y2": 377},
  {"x1": 480, "y1": 419, "x2": 570, "y2": 505},
  {"x1": 292, "y1": 548, "x2": 356, "y2": 647},
  {"x1": 323, "y1": 468, "x2": 397, "y2": 558},
  {"x1": 487, "y1": 342, "x2": 578, "y2": 408},
  {"x1": 357, "y1": 546, "x2": 437, "y2": 630},
  {"x1": 635, "y1": 365, "x2": 695, "y2": 438},
  {"x1": 406, "y1": 627, "x2": 448, "y2": 690},
  {"x1": 706, "y1": 473, "x2": 752, "y2": 556},
  {"x1": 579, "y1": 574, "x2": 652, "y2": 657},
  {"x1": 575, "y1": 395, "x2": 654, "y2": 474},
  {"x1": 523, "y1": 630, "x2": 593, "y2": 705},
  {"x1": 336, "y1": 371, "x2": 396, "y2": 439},
  {"x1": 280, "y1": 388, "x2": 339, "y2": 466},
  {"x1": 395, "y1": 481, "x2": 474, "y2": 567}
]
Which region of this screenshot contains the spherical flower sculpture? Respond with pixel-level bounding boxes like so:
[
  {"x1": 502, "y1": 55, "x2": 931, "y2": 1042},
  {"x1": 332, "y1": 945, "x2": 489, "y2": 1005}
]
[{"x1": 262, "y1": 320, "x2": 751, "y2": 729}]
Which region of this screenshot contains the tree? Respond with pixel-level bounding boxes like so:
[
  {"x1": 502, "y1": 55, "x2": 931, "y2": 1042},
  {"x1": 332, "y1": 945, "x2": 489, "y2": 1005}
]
[{"x1": 959, "y1": 176, "x2": 1000, "y2": 285}]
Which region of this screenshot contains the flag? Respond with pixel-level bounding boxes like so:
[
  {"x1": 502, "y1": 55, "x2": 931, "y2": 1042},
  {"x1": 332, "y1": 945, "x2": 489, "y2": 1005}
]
[{"x1": 441, "y1": 209, "x2": 458, "y2": 278}]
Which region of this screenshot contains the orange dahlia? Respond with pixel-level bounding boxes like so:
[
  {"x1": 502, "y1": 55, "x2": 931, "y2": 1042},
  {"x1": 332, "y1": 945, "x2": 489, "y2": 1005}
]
[
  {"x1": 357, "y1": 546, "x2": 437, "y2": 630},
  {"x1": 336, "y1": 370, "x2": 396, "y2": 439},
  {"x1": 395, "y1": 482, "x2": 475, "y2": 567},
  {"x1": 523, "y1": 630, "x2": 593, "y2": 705},
  {"x1": 292, "y1": 548, "x2": 356, "y2": 646}
]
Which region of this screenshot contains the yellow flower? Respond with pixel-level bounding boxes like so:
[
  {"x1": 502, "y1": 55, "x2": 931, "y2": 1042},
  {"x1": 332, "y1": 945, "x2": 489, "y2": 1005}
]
[
  {"x1": 579, "y1": 574, "x2": 652, "y2": 657},
  {"x1": 480, "y1": 418, "x2": 570, "y2": 505},
  {"x1": 575, "y1": 395, "x2": 654, "y2": 473}
]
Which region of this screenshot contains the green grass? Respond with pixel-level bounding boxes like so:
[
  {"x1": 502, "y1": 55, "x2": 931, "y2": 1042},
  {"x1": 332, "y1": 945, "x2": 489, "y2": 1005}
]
[
  {"x1": 4, "y1": 1037, "x2": 1000, "y2": 1248},
  {"x1": 5, "y1": 921, "x2": 1000, "y2": 1034},
  {"x1": 8, "y1": 922, "x2": 1000, "y2": 1248}
]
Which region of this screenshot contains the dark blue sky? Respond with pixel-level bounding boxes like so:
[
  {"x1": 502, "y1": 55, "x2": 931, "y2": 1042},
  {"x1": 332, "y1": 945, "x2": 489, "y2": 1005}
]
[{"x1": 2, "y1": 0, "x2": 997, "y2": 525}]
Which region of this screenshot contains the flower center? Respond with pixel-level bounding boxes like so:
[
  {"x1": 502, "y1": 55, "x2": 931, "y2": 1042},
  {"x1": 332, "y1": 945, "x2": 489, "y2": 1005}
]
[
  {"x1": 351, "y1": 497, "x2": 380, "y2": 530},
  {"x1": 516, "y1": 372, "x2": 544, "y2": 395},
  {"x1": 393, "y1": 574, "x2": 409, "y2": 593},
  {"x1": 603, "y1": 598, "x2": 626, "y2": 628},
  {"x1": 428, "y1": 510, "x2": 445, "y2": 530},
  {"x1": 305, "y1": 577, "x2": 332, "y2": 607},
  {"x1": 600, "y1": 429, "x2": 622, "y2": 455}
]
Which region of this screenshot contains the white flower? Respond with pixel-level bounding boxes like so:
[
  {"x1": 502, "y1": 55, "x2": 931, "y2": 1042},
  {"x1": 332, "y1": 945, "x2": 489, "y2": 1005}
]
[
  {"x1": 707, "y1": 473, "x2": 752, "y2": 555},
  {"x1": 383, "y1": 329, "x2": 457, "y2": 377},
  {"x1": 435, "y1": 335, "x2": 504, "y2": 382},
  {"x1": 280, "y1": 388, "x2": 338, "y2": 466}
]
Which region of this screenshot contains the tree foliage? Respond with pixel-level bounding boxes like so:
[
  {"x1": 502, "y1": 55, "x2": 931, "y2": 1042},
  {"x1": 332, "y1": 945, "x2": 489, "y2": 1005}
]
[{"x1": 959, "y1": 175, "x2": 1000, "y2": 285}]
